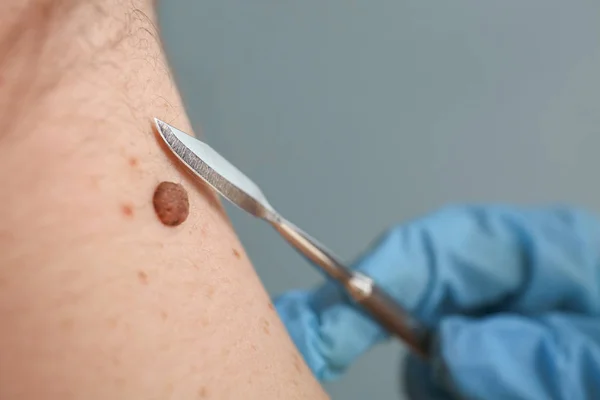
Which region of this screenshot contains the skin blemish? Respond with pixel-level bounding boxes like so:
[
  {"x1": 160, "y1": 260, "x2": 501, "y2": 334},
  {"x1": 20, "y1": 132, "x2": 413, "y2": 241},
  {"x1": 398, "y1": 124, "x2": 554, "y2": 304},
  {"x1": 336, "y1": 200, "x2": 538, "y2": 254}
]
[
  {"x1": 107, "y1": 317, "x2": 119, "y2": 329},
  {"x1": 137, "y1": 270, "x2": 149, "y2": 285},
  {"x1": 268, "y1": 302, "x2": 275, "y2": 312},
  {"x1": 261, "y1": 318, "x2": 270, "y2": 335},
  {"x1": 293, "y1": 353, "x2": 302, "y2": 373},
  {"x1": 232, "y1": 248, "x2": 241, "y2": 259},
  {"x1": 197, "y1": 386, "x2": 208, "y2": 398},
  {"x1": 60, "y1": 318, "x2": 74, "y2": 332},
  {"x1": 128, "y1": 157, "x2": 139, "y2": 167},
  {"x1": 112, "y1": 355, "x2": 121, "y2": 367},
  {"x1": 90, "y1": 176, "x2": 101, "y2": 189},
  {"x1": 206, "y1": 286, "x2": 215, "y2": 299},
  {"x1": 121, "y1": 204, "x2": 134, "y2": 218},
  {"x1": 152, "y1": 182, "x2": 189, "y2": 227},
  {"x1": 160, "y1": 310, "x2": 168, "y2": 321}
]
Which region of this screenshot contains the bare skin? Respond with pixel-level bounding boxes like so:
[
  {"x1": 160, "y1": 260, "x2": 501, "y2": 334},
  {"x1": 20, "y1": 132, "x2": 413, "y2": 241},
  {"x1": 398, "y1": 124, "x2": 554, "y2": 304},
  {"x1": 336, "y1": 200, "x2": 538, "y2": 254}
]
[{"x1": 0, "y1": 1, "x2": 328, "y2": 399}]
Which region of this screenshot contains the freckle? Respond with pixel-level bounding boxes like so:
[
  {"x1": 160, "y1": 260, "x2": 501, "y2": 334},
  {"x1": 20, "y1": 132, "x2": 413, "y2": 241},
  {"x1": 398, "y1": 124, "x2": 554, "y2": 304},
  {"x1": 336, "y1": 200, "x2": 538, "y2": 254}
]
[
  {"x1": 90, "y1": 176, "x2": 101, "y2": 189},
  {"x1": 160, "y1": 310, "x2": 168, "y2": 321},
  {"x1": 165, "y1": 383, "x2": 174, "y2": 396},
  {"x1": 232, "y1": 248, "x2": 241, "y2": 259},
  {"x1": 206, "y1": 286, "x2": 215, "y2": 299},
  {"x1": 293, "y1": 353, "x2": 302, "y2": 373},
  {"x1": 128, "y1": 157, "x2": 139, "y2": 167},
  {"x1": 268, "y1": 303, "x2": 275, "y2": 312},
  {"x1": 121, "y1": 204, "x2": 134, "y2": 218},
  {"x1": 160, "y1": 342, "x2": 171, "y2": 352},
  {"x1": 137, "y1": 270, "x2": 149, "y2": 285},
  {"x1": 60, "y1": 318, "x2": 74, "y2": 331},
  {"x1": 107, "y1": 317, "x2": 119, "y2": 329},
  {"x1": 261, "y1": 318, "x2": 271, "y2": 335},
  {"x1": 201, "y1": 318, "x2": 210, "y2": 327},
  {"x1": 153, "y1": 181, "x2": 189, "y2": 227},
  {"x1": 251, "y1": 344, "x2": 258, "y2": 351},
  {"x1": 197, "y1": 386, "x2": 208, "y2": 398}
]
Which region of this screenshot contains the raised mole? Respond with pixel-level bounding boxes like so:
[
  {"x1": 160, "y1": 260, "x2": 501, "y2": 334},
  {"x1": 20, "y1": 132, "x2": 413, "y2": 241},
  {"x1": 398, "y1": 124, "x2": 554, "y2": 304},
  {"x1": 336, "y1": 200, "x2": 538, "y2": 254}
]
[{"x1": 152, "y1": 181, "x2": 189, "y2": 226}]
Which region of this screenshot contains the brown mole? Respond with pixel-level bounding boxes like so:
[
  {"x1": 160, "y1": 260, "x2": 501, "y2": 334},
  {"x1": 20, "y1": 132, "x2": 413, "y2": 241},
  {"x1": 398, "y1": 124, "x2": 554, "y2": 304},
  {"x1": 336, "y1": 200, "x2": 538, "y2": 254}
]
[{"x1": 152, "y1": 181, "x2": 189, "y2": 226}]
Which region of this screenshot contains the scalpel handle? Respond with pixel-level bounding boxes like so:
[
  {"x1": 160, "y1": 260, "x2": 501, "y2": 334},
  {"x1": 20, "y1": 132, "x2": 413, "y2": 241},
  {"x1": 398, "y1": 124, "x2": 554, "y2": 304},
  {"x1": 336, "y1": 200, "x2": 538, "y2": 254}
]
[
  {"x1": 272, "y1": 219, "x2": 431, "y2": 358},
  {"x1": 345, "y1": 272, "x2": 431, "y2": 358}
]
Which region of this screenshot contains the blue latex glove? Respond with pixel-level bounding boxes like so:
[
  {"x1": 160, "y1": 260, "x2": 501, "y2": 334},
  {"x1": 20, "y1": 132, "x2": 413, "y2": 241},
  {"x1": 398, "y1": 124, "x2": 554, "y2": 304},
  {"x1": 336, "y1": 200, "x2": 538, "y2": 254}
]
[{"x1": 274, "y1": 205, "x2": 600, "y2": 399}]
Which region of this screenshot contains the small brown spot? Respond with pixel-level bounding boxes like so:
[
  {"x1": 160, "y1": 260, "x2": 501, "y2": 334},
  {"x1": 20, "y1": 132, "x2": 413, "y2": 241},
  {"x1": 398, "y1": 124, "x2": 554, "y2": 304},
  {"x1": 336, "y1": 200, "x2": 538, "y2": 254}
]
[
  {"x1": 107, "y1": 317, "x2": 119, "y2": 329},
  {"x1": 293, "y1": 353, "x2": 302, "y2": 373},
  {"x1": 60, "y1": 318, "x2": 74, "y2": 331},
  {"x1": 261, "y1": 318, "x2": 271, "y2": 335},
  {"x1": 160, "y1": 310, "x2": 168, "y2": 321},
  {"x1": 268, "y1": 302, "x2": 275, "y2": 312},
  {"x1": 159, "y1": 341, "x2": 171, "y2": 352},
  {"x1": 197, "y1": 386, "x2": 208, "y2": 398},
  {"x1": 121, "y1": 204, "x2": 134, "y2": 218},
  {"x1": 153, "y1": 182, "x2": 189, "y2": 226},
  {"x1": 137, "y1": 270, "x2": 149, "y2": 285},
  {"x1": 128, "y1": 157, "x2": 139, "y2": 167},
  {"x1": 165, "y1": 383, "x2": 174, "y2": 396},
  {"x1": 90, "y1": 176, "x2": 101, "y2": 189},
  {"x1": 206, "y1": 286, "x2": 215, "y2": 299},
  {"x1": 232, "y1": 248, "x2": 241, "y2": 259}
]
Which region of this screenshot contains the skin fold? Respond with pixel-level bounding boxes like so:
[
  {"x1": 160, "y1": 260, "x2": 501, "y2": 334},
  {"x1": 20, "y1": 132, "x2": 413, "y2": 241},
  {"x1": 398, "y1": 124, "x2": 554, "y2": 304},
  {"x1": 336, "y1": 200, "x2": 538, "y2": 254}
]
[{"x1": 0, "y1": 1, "x2": 329, "y2": 399}]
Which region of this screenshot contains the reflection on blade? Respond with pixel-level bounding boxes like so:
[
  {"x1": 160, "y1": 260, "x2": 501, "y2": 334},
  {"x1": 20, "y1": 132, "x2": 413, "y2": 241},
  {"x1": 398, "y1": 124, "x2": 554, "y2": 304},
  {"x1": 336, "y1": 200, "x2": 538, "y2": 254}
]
[{"x1": 154, "y1": 118, "x2": 276, "y2": 220}]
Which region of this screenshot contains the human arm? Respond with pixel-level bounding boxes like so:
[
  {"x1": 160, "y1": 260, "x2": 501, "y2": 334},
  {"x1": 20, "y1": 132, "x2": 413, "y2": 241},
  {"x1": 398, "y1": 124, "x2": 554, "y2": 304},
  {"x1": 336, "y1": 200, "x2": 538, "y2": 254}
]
[
  {"x1": 0, "y1": 1, "x2": 328, "y2": 399},
  {"x1": 276, "y1": 205, "x2": 600, "y2": 399}
]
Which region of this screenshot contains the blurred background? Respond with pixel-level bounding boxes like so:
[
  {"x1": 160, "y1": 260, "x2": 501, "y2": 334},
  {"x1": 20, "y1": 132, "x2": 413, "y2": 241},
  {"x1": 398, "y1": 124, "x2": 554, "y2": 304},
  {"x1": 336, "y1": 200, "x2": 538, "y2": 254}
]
[{"x1": 158, "y1": 1, "x2": 600, "y2": 398}]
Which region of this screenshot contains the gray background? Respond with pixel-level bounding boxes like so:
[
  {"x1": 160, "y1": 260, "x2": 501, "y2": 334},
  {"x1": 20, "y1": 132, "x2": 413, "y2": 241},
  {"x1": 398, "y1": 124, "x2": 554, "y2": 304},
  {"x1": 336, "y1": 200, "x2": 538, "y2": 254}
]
[{"x1": 159, "y1": 2, "x2": 600, "y2": 399}]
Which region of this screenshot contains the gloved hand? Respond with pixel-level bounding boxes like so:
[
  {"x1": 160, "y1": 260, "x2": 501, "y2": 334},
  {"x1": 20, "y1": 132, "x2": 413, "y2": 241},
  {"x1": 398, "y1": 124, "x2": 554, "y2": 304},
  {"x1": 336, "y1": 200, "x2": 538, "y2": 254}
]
[{"x1": 274, "y1": 205, "x2": 600, "y2": 399}]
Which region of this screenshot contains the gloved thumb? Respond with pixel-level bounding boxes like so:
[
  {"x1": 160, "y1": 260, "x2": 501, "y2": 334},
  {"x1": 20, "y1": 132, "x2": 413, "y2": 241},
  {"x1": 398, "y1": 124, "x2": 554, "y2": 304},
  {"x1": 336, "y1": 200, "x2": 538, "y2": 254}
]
[{"x1": 415, "y1": 313, "x2": 600, "y2": 400}]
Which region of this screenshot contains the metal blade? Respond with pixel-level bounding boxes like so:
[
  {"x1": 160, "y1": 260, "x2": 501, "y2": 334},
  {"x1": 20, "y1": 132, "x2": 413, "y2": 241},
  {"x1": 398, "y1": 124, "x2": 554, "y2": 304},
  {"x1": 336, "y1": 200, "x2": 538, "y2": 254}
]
[{"x1": 154, "y1": 118, "x2": 277, "y2": 221}]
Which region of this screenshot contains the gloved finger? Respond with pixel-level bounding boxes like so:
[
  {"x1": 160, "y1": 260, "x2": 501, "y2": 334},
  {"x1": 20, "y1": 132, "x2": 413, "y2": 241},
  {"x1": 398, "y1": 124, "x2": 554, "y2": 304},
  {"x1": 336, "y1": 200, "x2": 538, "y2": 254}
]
[
  {"x1": 275, "y1": 205, "x2": 600, "y2": 381},
  {"x1": 276, "y1": 284, "x2": 391, "y2": 381},
  {"x1": 352, "y1": 205, "x2": 600, "y2": 326},
  {"x1": 430, "y1": 313, "x2": 600, "y2": 400}
]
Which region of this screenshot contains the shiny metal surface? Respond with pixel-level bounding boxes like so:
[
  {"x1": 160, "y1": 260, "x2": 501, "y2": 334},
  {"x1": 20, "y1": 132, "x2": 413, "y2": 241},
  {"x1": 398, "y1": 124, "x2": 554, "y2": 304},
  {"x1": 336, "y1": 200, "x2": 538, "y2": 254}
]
[
  {"x1": 155, "y1": 118, "x2": 277, "y2": 221},
  {"x1": 155, "y1": 118, "x2": 430, "y2": 358}
]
